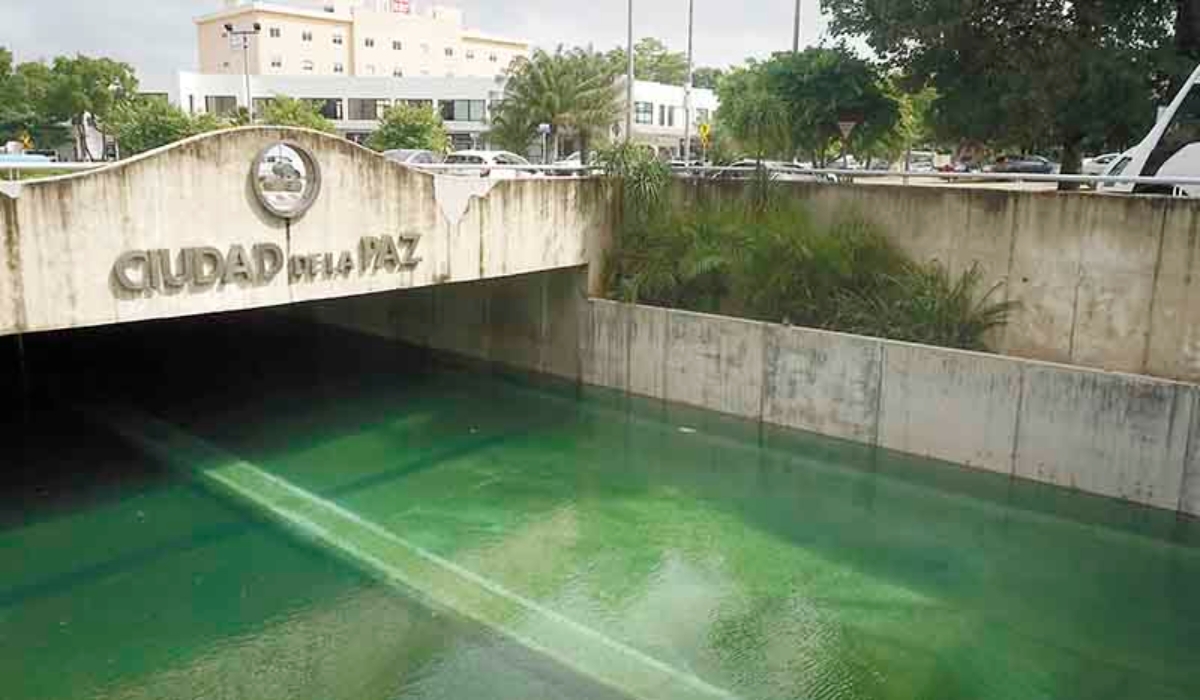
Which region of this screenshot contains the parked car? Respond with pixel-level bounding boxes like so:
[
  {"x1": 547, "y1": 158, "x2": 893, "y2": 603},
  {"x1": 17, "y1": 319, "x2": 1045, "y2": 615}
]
[
  {"x1": 1082, "y1": 152, "x2": 1121, "y2": 176},
  {"x1": 991, "y1": 154, "x2": 1059, "y2": 174},
  {"x1": 710, "y1": 159, "x2": 836, "y2": 183},
  {"x1": 443, "y1": 150, "x2": 533, "y2": 179},
  {"x1": 383, "y1": 149, "x2": 443, "y2": 166}
]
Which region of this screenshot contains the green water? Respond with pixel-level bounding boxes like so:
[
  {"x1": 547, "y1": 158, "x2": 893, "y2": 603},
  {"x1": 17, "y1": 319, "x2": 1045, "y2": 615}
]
[{"x1": 3, "y1": 318, "x2": 1199, "y2": 699}]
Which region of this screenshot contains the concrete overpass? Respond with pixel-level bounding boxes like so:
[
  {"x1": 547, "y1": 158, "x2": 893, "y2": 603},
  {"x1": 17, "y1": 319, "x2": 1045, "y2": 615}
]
[{"x1": 0, "y1": 127, "x2": 613, "y2": 338}]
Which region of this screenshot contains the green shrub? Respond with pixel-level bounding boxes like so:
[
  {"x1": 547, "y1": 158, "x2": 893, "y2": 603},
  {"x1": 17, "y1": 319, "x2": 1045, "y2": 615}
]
[
  {"x1": 836, "y1": 262, "x2": 1018, "y2": 351},
  {"x1": 599, "y1": 158, "x2": 1018, "y2": 351}
]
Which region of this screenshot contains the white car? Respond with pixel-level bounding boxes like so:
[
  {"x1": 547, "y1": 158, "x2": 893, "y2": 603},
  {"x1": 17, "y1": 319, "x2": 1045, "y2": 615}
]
[
  {"x1": 443, "y1": 150, "x2": 533, "y2": 179},
  {"x1": 383, "y1": 149, "x2": 443, "y2": 166},
  {"x1": 1082, "y1": 153, "x2": 1121, "y2": 177},
  {"x1": 712, "y1": 159, "x2": 836, "y2": 183}
]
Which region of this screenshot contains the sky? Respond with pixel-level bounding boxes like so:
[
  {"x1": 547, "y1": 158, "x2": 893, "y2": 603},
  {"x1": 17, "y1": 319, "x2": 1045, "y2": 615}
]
[{"x1": 0, "y1": 0, "x2": 831, "y2": 77}]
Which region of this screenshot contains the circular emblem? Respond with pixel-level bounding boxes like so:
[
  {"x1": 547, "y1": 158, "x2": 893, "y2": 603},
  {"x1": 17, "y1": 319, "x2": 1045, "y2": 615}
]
[{"x1": 252, "y1": 142, "x2": 321, "y2": 220}]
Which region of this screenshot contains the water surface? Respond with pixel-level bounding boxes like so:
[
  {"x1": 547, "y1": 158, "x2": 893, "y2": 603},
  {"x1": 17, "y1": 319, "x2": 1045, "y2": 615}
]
[{"x1": 3, "y1": 316, "x2": 1198, "y2": 699}]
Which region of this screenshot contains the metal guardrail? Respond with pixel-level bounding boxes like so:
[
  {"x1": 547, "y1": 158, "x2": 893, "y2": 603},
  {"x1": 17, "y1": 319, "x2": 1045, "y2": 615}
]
[
  {"x1": 669, "y1": 165, "x2": 1200, "y2": 188},
  {"x1": 7, "y1": 159, "x2": 1200, "y2": 190}
]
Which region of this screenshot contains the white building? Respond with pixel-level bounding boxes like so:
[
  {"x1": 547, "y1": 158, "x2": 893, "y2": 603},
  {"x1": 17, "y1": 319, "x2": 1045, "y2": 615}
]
[
  {"x1": 196, "y1": 1, "x2": 529, "y2": 80},
  {"x1": 622, "y1": 79, "x2": 719, "y2": 158},
  {"x1": 142, "y1": 71, "x2": 503, "y2": 148}
]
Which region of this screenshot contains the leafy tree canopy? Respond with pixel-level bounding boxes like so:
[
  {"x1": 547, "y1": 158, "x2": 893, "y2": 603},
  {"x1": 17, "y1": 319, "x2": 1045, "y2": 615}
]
[
  {"x1": 820, "y1": 0, "x2": 1181, "y2": 172},
  {"x1": 715, "y1": 49, "x2": 899, "y2": 164},
  {"x1": 692, "y1": 67, "x2": 724, "y2": 90},
  {"x1": 491, "y1": 47, "x2": 619, "y2": 158},
  {"x1": 107, "y1": 96, "x2": 222, "y2": 156},
  {"x1": 259, "y1": 96, "x2": 337, "y2": 133},
  {"x1": 366, "y1": 103, "x2": 449, "y2": 152}
]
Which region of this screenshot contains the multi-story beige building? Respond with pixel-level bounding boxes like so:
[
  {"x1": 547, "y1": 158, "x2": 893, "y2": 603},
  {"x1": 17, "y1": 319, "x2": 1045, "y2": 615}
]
[{"x1": 196, "y1": 0, "x2": 529, "y2": 80}]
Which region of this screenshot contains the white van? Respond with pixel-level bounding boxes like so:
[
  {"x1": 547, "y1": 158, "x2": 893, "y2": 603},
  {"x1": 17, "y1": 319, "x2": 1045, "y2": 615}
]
[{"x1": 1101, "y1": 63, "x2": 1200, "y2": 196}]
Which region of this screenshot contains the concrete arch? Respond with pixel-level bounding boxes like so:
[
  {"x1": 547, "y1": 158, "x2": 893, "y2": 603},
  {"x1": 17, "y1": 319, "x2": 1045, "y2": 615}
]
[{"x1": 0, "y1": 128, "x2": 613, "y2": 336}]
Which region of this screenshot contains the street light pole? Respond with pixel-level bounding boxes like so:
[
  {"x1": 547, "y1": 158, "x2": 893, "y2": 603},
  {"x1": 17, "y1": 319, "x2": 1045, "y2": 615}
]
[
  {"x1": 625, "y1": 0, "x2": 634, "y2": 143},
  {"x1": 225, "y1": 22, "x2": 262, "y2": 121},
  {"x1": 792, "y1": 0, "x2": 802, "y2": 53},
  {"x1": 682, "y1": 0, "x2": 695, "y2": 162}
]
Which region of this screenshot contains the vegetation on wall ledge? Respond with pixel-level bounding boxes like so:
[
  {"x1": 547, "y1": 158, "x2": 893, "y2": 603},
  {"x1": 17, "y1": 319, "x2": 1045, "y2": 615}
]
[{"x1": 597, "y1": 151, "x2": 1017, "y2": 352}]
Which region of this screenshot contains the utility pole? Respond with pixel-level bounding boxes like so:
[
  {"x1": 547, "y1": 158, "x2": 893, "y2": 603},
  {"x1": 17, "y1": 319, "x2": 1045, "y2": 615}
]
[
  {"x1": 682, "y1": 0, "x2": 695, "y2": 162},
  {"x1": 792, "y1": 0, "x2": 802, "y2": 53},
  {"x1": 225, "y1": 22, "x2": 262, "y2": 120},
  {"x1": 625, "y1": 0, "x2": 635, "y2": 143}
]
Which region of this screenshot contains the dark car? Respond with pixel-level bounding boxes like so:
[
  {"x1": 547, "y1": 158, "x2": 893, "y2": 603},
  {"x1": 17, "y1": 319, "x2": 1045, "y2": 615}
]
[{"x1": 991, "y1": 155, "x2": 1058, "y2": 174}]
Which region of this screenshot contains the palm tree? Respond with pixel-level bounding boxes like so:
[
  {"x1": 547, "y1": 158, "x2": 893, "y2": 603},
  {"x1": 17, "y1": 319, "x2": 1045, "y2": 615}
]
[{"x1": 490, "y1": 47, "x2": 620, "y2": 161}]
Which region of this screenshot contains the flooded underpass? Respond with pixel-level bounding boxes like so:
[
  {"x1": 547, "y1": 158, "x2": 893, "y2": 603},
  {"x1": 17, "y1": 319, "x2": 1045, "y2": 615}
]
[{"x1": 2, "y1": 305, "x2": 1200, "y2": 700}]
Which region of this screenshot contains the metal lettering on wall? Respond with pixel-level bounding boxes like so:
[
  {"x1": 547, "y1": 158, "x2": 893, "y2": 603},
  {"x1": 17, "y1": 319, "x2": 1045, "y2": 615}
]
[{"x1": 112, "y1": 234, "x2": 422, "y2": 294}]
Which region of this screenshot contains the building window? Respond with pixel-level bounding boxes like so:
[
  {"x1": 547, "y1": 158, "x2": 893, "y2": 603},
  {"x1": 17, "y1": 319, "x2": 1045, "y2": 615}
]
[
  {"x1": 658, "y1": 105, "x2": 666, "y2": 126},
  {"x1": 349, "y1": 98, "x2": 389, "y2": 120},
  {"x1": 402, "y1": 99, "x2": 433, "y2": 110},
  {"x1": 333, "y1": 33, "x2": 344, "y2": 45},
  {"x1": 393, "y1": 67, "x2": 404, "y2": 77},
  {"x1": 466, "y1": 50, "x2": 475, "y2": 60},
  {"x1": 221, "y1": 61, "x2": 231, "y2": 69},
  {"x1": 365, "y1": 38, "x2": 375, "y2": 48},
  {"x1": 269, "y1": 27, "x2": 281, "y2": 38},
  {"x1": 188, "y1": 95, "x2": 195, "y2": 114},
  {"x1": 440, "y1": 99, "x2": 486, "y2": 122},
  {"x1": 302, "y1": 31, "x2": 313, "y2": 42},
  {"x1": 489, "y1": 53, "x2": 498, "y2": 62},
  {"x1": 270, "y1": 56, "x2": 283, "y2": 69},
  {"x1": 393, "y1": 40, "x2": 402, "y2": 50},
  {"x1": 205, "y1": 95, "x2": 238, "y2": 116},
  {"x1": 333, "y1": 62, "x2": 345, "y2": 74},
  {"x1": 668, "y1": 107, "x2": 676, "y2": 127},
  {"x1": 445, "y1": 47, "x2": 454, "y2": 57},
  {"x1": 635, "y1": 102, "x2": 653, "y2": 125},
  {"x1": 366, "y1": 64, "x2": 376, "y2": 75},
  {"x1": 696, "y1": 108, "x2": 710, "y2": 123},
  {"x1": 302, "y1": 60, "x2": 315, "y2": 72},
  {"x1": 307, "y1": 98, "x2": 344, "y2": 120}
]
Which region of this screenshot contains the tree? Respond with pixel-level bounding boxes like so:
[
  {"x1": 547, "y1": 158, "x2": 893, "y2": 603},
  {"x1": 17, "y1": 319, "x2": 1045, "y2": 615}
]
[
  {"x1": 366, "y1": 103, "x2": 449, "y2": 152},
  {"x1": 821, "y1": 0, "x2": 1178, "y2": 178},
  {"x1": 0, "y1": 48, "x2": 31, "y2": 142},
  {"x1": 605, "y1": 38, "x2": 690, "y2": 85},
  {"x1": 692, "y1": 67, "x2": 724, "y2": 90},
  {"x1": 107, "y1": 97, "x2": 222, "y2": 156},
  {"x1": 490, "y1": 47, "x2": 620, "y2": 159},
  {"x1": 715, "y1": 50, "x2": 899, "y2": 165},
  {"x1": 1180, "y1": 0, "x2": 1200, "y2": 60},
  {"x1": 714, "y1": 61, "x2": 791, "y2": 159},
  {"x1": 258, "y1": 96, "x2": 337, "y2": 133},
  {"x1": 764, "y1": 48, "x2": 899, "y2": 166},
  {"x1": 42, "y1": 55, "x2": 138, "y2": 160}
]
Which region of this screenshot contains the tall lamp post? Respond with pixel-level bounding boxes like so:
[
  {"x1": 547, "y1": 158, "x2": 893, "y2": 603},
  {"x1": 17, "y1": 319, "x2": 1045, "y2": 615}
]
[
  {"x1": 682, "y1": 0, "x2": 695, "y2": 162},
  {"x1": 624, "y1": 0, "x2": 634, "y2": 143},
  {"x1": 225, "y1": 22, "x2": 262, "y2": 120},
  {"x1": 792, "y1": 0, "x2": 802, "y2": 53}
]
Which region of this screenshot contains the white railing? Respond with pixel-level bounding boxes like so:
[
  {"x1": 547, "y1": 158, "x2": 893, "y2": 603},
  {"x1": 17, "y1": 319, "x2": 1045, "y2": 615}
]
[
  {"x1": 8, "y1": 159, "x2": 1200, "y2": 191},
  {"x1": 0, "y1": 161, "x2": 107, "y2": 179}
]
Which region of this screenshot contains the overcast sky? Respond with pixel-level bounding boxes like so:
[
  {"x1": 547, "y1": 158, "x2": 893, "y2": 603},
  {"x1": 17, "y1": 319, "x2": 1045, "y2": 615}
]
[{"x1": 1, "y1": 0, "x2": 831, "y2": 77}]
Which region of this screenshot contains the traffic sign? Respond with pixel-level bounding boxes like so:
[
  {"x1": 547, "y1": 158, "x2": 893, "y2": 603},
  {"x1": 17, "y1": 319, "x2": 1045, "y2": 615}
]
[
  {"x1": 838, "y1": 120, "x2": 858, "y2": 140},
  {"x1": 698, "y1": 122, "x2": 712, "y2": 146}
]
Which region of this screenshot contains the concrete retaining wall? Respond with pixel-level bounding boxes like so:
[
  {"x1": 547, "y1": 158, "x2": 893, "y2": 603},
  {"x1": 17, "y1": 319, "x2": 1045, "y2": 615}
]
[
  {"x1": 0, "y1": 128, "x2": 614, "y2": 337},
  {"x1": 301, "y1": 266, "x2": 588, "y2": 381},
  {"x1": 586, "y1": 299, "x2": 1200, "y2": 517},
  {"x1": 676, "y1": 181, "x2": 1200, "y2": 383}
]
